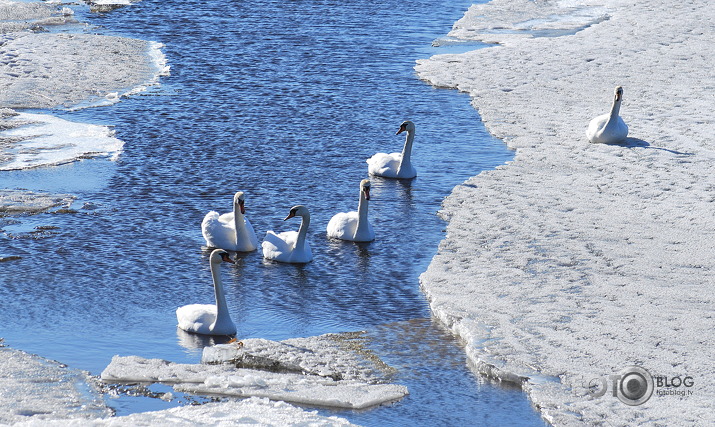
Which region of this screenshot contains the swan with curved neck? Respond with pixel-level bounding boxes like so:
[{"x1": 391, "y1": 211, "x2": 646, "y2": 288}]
[
  {"x1": 176, "y1": 249, "x2": 237, "y2": 336},
  {"x1": 327, "y1": 179, "x2": 375, "y2": 242},
  {"x1": 262, "y1": 205, "x2": 313, "y2": 263},
  {"x1": 202, "y1": 191, "x2": 258, "y2": 252},
  {"x1": 587, "y1": 86, "x2": 629, "y2": 144},
  {"x1": 367, "y1": 120, "x2": 417, "y2": 179}
]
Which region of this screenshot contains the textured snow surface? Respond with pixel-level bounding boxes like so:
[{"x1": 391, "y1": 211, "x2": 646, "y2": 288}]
[
  {"x1": 0, "y1": 347, "x2": 111, "y2": 425},
  {"x1": 102, "y1": 335, "x2": 407, "y2": 410},
  {"x1": 12, "y1": 397, "x2": 355, "y2": 426},
  {"x1": 417, "y1": 0, "x2": 714, "y2": 425}
]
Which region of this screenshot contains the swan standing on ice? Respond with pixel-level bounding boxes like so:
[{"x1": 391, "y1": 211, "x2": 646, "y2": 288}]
[
  {"x1": 587, "y1": 86, "x2": 629, "y2": 144},
  {"x1": 327, "y1": 179, "x2": 375, "y2": 242},
  {"x1": 176, "y1": 249, "x2": 237, "y2": 336},
  {"x1": 201, "y1": 191, "x2": 258, "y2": 252},
  {"x1": 262, "y1": 205, "x2": 313, "y2": 263},
  {"x1": 367, "y1": 120, "x2": 417, "y2": 179}
]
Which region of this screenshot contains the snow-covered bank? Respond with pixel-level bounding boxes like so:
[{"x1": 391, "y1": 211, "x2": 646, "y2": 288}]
[{"x1": 417, "y1": 0, "x2": 714, "y2": 425}]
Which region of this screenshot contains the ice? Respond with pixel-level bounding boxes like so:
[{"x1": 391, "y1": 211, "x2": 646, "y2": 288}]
[
  {"x1": 0, "y1": 112, "x2": 124, "y2": 170},
  {"x1": 12, "y1": 397, "x2": 356, "y2": 426},
  {"x1": 0, "y1": 189, "x2": 74, "y2": 215},
  {"x1": 416, "y1": 0, "x2": 715, "y2": 425},
  {"x1": 102, "y1": 354, "x2": 407, "y2": 409},
  {"x1": 0, "y1": 346, "x2": 111, "y2": 425}
]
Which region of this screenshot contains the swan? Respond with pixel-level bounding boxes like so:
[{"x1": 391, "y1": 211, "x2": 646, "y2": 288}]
[
  {"x1": 262, "y1": 205, "x2": 313, "y2": 263},
  {"x1": 587, "y1": 86, "x2": 629, "y2": 144},
  {"x1": 176, "y1": 249, "x2": 237, "y2": 336},
  {"x1": 201, "y1": 191, "x2": 258, "y2": 252},
  {"x1": 327, "y1": 179, "x2": 375, "y2": 242},
  {"x1": 367, "y1": 120, "x2": 417, "y2": 179}
]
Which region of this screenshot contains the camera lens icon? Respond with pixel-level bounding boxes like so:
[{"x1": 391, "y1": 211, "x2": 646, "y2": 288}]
[{"x1": 617, "y1": 366, "x2": 654, "y2": 406}]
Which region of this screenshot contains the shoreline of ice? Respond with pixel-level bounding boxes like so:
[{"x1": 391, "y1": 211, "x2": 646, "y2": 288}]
[{"x1": 417, "y1": 0, "x2": 714, "y2": 425}]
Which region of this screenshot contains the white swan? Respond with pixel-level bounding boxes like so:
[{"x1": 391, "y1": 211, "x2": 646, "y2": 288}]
[
  {"x1": 201, "y1": 191, "x2": 258, "y2": 252},
  {"x1": 327, "y1": 179, "x2": 375, "y2": 242},
  {"x1": 176, "y1": 249, "x2": 237, "y2": 336},
  {"x1": 587, "y1": 86, "x2": 629, "y2": 144},
  {"x1": 262, "y1": 205, "x2": 313, "y2": 264},
  {"x1": 367, "y1": 120, "x2": 417, "y2": 179}
]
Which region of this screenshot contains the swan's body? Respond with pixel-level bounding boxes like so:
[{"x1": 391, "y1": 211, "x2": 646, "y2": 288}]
[
  {"x1": 327, "y1": 179, "x2": 375, "y2": 242},
  {"x1": 587, "y1": 86, "x2": 629, "y2": 144},
  {"x1": 202, "y1": 191, "x2": 258, "y2": 252},
  {"x1": 262, "y1": 205, "x2": 313, "y2": 263},
  {"x1": 176, "y1": 250, "x2": 237, "y2": 336},
  {"x1": 367, "y1": 121, "x2": 417, "y2": 179}
]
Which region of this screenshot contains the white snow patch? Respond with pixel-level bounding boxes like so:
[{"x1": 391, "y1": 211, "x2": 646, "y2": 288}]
[{"x1": 417, "y1": 0, "x2": 715, "y2": 425}]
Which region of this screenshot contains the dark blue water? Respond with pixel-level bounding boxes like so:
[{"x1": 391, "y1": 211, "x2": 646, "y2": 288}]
[{"x1": 0, "y1": 0, "x2": 547, "y2": 425}]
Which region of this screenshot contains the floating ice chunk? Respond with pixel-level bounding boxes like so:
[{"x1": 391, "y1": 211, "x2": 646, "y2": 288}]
[
  {"x1": 0, "y1": 112, "x2": 124, "y2": 171},
  {"x1": 101, "y1": 353, "x2": 408, "y2": 409},
  {"x1": 0, "y1": 189, "x2": 75, "y2": 215},
  {"x1": 0, "y1": 347, "x2": 111, "y2": 425}
]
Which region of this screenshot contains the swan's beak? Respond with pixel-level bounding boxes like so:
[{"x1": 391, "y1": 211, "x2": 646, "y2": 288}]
[
  {"x1": 396, "y1": 125, "x2": 406, "y2": 135},
  {"x1": 363, "y1": 188, "x2": 371, "y2": 200},
  {"x1": 284, "y1": 212, "x2": 296, "y2": 221},
  {"x1": 220, "y1": 253, "x2": 236, "y2": 264},
  {"x1": 239, "y1": 200, "x2": 246, "y2": 215}
]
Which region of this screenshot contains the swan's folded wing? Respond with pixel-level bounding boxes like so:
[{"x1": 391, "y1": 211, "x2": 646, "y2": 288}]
[
  {"x1": 327, "y1": 212, "x2": 358, "y2": 240},
  {"x1": 176, "y1": 304, "x2": 217, "y2": 333},
  {"x1": 367, "y1": 152, "x2": 401, "y2": 177},
  {"x1": 261, "y1": 230, "x2": 291, "y2": 260},
  {"x1": 202, "y1": 211, "x2": 235, "y2": 249}
]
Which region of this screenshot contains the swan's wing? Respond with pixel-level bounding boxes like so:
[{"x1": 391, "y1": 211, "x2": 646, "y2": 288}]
[
  {"x1": 202, "y1": 211, "x2": 236, "y2": 249},
  {"x1": 327, "y1": 211, "x2": 358, "y2": 240},
  {"x1": 239, "y1": 217, "x2": 259, "y2": 249},
  {"x1": 176, "y1": 304, "x2": 217, "y2": 334},
  {"x1": 367, "y1": 152, "x2": 401, "y2": 177},
  {"x1": 262, "y1": 230, "x2": 293, "y2": 260}
]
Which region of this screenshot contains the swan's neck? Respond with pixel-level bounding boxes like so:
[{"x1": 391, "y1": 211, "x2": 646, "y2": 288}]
[
  {"x1": 210, "y1": 261, "x2": 231, "y2": 323},
  {"x1": 397, "y1": 130, "x2": 414, "y2": 173},
  {"x1": 295, "y1": 214, "x2": 310, "y2": 251},
  {"x1": 233, "y1": 203, "x2": 244, "y2": 241},
  {"x1": 609, "y1": 97, "x2": 622, "y2": 122},
  {"x1": 356, "y1": 192, "x2": 369, "y2": 236}
]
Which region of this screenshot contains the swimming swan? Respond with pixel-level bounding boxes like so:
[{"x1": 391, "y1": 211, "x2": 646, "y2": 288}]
[
  {"x1": 587, "y1": 86, "x2": 629, "y2": 144},
  {"x1": 262, "y1": 205, "x2": 313, "y2": 263},
  {"x1": 367, "y1": 120, "x2": 417, "y2": 179},
  {"x1": 176, "y1": 250, "x2": 237, "y2": 336},
  {"x1": 202, "y1": 191, "x2": 258, "y2": 252},
  {"x1": 327, "y1": 179, "x2": 375, "y2": 242}
]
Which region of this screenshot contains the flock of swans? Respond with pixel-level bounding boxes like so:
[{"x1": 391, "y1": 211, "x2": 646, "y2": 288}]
[
  {"x1": 176, "y1": 87, "x2": 629, "y2": 336},
  {"x1": 176, "y1": 120, "x2": 418, "y2": 336}
]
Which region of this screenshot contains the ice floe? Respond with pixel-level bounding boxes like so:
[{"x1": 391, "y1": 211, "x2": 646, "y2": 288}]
[
  {"x1": 417, "y1": 0, "x2": 715, "y2": 425},
  {"x1": 102, "y1": 335, "x2": 408, "y2": 410}
]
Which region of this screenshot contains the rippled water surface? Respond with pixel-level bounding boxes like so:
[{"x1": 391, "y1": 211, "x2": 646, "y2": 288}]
[{"x1": 1, "y1": 0, "x2": 547, "y2": 425}]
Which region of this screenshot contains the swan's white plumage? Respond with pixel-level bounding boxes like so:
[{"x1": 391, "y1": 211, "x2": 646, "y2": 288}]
[
  {"x1": 327, "y1": 179, "x2": 375, "y2": 242},
  {"x1": 176, "y1": 250, "x2": 237, "y2": 336},
  {"x1": 201, "y1": 192, "x2": 258, "y2": 252},
  {"x1": 587, "y1": 86, "x2": 629, "y2": 144},
  {"x1": 262, "y1": 205, "x2": 313, "y2": 263},
  {"x1": 367, "y1": 121, "x2": 417, "y2": 179}
]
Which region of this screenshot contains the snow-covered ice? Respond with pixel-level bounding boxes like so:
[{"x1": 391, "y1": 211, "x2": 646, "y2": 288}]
[
  {"x1": 0, "y1": 346, "x2": 111, "y2": 425},
  {"x1": 102, "y1": 335, "x2": 408, "y2": 410},
  {"x1": 416, "y1": 0, "x2": 714, "y2": 425},
  {"x1": 11, "y1": 397, "x2": 355, "y2": 427}
]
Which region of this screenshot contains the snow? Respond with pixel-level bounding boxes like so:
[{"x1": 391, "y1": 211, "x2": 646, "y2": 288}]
[
  {"x1": 0, "y1": 346, "x2": 111, "y2": 425},
  {"x1": 416, "y1": 0, "x2": 714, "y2": 425},
  {"x1": 12, "y1": 397, "x2": 356, "y2": 426},
  {"x1": 101, "y1": 335, "x2": 408, "y2": 410}
]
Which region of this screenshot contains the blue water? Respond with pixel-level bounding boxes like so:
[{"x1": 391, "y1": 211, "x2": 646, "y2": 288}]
[{"x1": 0, "y1": 0, "x2": 547, "y2": 425}]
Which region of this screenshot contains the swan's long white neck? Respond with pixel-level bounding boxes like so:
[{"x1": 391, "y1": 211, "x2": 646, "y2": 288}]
[
  {"x1": 397, "y1": 129, "x2": 414, "y2": 175},
  {"x1": 233, "y1": 201, "x2": 246, "y2": 242},
  {"x1": 356, "y1": 189, "x2": 369, "y2": 237},
  {"x1": 210, "y1": 261, "x2": 230, "y2": 325},
  {"x1": 609, "y1": 94, "x2": 622, "y2": 122},
  {"x1": 295, "y1": 213, "x2": 310, "y2": 251}
]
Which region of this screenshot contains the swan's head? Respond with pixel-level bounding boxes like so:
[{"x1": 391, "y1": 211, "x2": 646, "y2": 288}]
[
  {"x1": 614, "y1": 86, "x2": 623, "y2": 102},
  {"x1": 284, "y1": 205, "x2": 309, "y2": 221},
  {"x1": 210, "y1": 249, "x2": 235, "y2": 264},
  {"x1": 233, "y1": 192, "x2": 246, "y2": 215},
  {"x1": 360, "y1": 179, "x2": 371, "y2": 201},
  {"x1": 396, "y1": 120, "x2": 415, "y2": 135}
]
